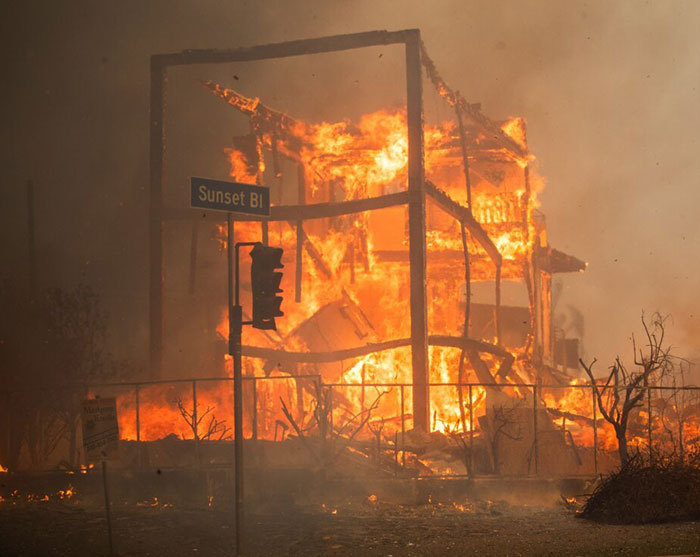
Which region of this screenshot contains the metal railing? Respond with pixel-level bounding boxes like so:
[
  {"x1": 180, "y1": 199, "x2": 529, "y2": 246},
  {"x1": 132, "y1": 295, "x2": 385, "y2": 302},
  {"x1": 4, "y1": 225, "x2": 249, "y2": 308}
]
[{"x1": 4, "y1": 378, "x2": 700, "y2": 477}]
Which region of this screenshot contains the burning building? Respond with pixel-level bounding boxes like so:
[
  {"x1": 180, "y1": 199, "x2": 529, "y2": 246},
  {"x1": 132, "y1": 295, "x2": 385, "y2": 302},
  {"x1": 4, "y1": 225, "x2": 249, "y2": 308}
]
[{"x1": 141, "y1": 29, "x2": 592, "y2": 476}]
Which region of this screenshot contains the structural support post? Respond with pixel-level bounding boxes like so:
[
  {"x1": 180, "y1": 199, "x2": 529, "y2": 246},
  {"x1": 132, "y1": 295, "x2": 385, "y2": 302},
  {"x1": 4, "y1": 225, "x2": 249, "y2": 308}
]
[
  {"x1": 149, "y1": 57, "x2": 166, "y2": 380},
  {"x1": 405, "y1": 30, "x2": 429, "y2": 432},
  {"x1": 135, "y1": 385, "x2": 141, "y2": 469},
  {"x1": 454, "y1": 97, "x2": 472, "y2": 210},
  {"x1": 295, "y1": 165, "x2": 305, "y2": 303},
  {"x1": 400, "y1": 385, "x2": 406, "y2": 468},
  {"x1": 495, "y1": 264, "x2": 502, "y2": 344},
  {"x1": 251, "y1": 377, "x2": 258, "y2": 441},
  {"x1": 532, "y1": 383, "x2": 539, "y2": 475},
  {"x1": 468, "y1": 384, "x2": 474, "y2": 476}
]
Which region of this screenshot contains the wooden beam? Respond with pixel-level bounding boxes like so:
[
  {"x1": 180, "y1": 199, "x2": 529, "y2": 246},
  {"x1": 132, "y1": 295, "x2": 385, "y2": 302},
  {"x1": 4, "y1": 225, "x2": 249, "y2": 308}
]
[
  {"x1": 495, "y1": 263, "x2": 502, "y2": 344},
  {"x1": 242, "y1": 334, "x2": 509, "y2": 363},
  {"x1": 419, "y1": 42, "x2": 528, "y2": 161},
  {"x1": 424, "y1": 181, "x2": 502, "y2": 266},
  {"x1": 454, "y1": 94, "x2": 473, "y2": 210},
  {"x1": 163, "y1": 190, "x2": 409, "y2": 223},
  {"x1": 153, "y1": 30, "x2": 413, "y2": 67},
  {"x1": 295, "y1": 165, "x2": 305, "y2": 302},
  {"x1": 149, "y1": 57, "x2": 166, "y2": 380},
  {"x1": 405, "y1": 29, "x2": 430, "y2": 431}
]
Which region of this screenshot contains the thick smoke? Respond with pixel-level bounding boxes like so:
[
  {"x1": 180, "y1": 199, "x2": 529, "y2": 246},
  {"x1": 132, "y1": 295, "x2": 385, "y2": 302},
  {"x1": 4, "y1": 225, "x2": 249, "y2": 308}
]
[{"x1": 2, "y1": 0, "x2": 699, "y2": 375}]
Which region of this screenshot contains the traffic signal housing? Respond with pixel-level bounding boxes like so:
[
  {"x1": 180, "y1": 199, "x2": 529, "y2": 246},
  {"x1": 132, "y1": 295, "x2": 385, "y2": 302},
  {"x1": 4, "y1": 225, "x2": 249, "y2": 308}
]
[{"x1": 250, "y1": 243, "x2": 284, "y2": 330}]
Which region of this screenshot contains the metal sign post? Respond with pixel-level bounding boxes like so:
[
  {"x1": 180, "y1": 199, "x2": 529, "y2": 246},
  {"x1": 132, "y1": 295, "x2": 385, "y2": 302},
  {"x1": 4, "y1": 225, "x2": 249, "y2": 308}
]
[
  {"x1": 192, "y1": 175, "x2": 274, "y2": 555},
  {"x1": 226, "y1": 213, "x2": 240, "y2": 554},
  {"x1": 82, "y1": 398, "x2": 119, "y2": 556}
]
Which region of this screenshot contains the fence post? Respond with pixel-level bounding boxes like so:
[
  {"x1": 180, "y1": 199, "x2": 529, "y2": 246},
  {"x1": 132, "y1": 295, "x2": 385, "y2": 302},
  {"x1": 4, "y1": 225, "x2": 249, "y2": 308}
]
[
  {"x1": 678, "y1": 387, "x2": 684, "y2": 463},
  {"x1": 532, "y1": 383, "x2": 539, "y2": 475},
  {"x1": 394, "y1": 431, "x2": 399, "y2": 476},
  {"x1": 468, "y1": 384, "x2": 474, "y2": 476},
  {"x1": 192, "y1": 380, "x2": 199, "y2": 467},
  {"x1": 328, "y1": 385, "x2": 334, "y2": 437},
  {"x1": 135, "y1": 385, "x2": 142, "y2": 470},
  {"x1": 592, "y1": 385, "x2": 598, "y2": 476},
  {"x1": 252, "y1": 378, "x2": 258, "y2": 441},
  {"x1": 400, "y1": 385, "x2": 406, "y2": 468}
]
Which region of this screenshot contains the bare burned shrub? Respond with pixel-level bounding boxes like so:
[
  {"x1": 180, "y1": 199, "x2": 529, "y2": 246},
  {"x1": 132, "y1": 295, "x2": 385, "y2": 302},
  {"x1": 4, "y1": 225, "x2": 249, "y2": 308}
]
[{"x1": 579, "y1": 452, "x2": 700, "y2": 524}]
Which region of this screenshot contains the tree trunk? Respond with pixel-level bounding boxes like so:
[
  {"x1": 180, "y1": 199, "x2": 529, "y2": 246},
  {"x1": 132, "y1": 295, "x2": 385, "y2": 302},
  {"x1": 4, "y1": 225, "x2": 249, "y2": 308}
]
[{"x1": 616, "y1": 425, "x2": 629, "y2": 466}]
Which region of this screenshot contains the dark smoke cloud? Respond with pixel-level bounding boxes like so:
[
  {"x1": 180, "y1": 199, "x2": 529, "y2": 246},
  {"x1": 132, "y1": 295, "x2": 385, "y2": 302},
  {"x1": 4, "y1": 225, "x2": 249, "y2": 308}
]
[{"x1": 1, "y1": 1, "x2": 698, "y2": 374}]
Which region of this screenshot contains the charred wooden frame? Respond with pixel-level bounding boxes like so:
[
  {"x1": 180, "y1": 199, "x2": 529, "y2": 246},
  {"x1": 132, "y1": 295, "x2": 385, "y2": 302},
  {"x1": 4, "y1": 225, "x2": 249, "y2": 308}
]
[
  {"x1": 148, "y1": 29, "x2": 583, "y2": 431},
  {"x1": 149, "y1": 29, "x2": 433, "y2": 428}
]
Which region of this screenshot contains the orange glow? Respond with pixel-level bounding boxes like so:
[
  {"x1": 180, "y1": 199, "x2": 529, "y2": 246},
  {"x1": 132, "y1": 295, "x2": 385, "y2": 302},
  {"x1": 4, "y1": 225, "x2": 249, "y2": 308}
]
[{"x1": 109, "y1": 89, "x2": 636, "y2": 468}]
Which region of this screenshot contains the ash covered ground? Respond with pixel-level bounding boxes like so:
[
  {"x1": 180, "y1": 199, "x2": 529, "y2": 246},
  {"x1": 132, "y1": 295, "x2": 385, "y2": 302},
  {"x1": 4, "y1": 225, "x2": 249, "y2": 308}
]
[{"x1": 1, "y1": 486, "x2": 699, "y2": 556}]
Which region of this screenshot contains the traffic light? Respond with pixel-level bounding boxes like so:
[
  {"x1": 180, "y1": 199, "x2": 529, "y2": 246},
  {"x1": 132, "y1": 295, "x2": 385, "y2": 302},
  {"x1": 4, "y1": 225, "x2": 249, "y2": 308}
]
[{"x1": 250, "y1": 243, "x2": 284, "y2": 330}]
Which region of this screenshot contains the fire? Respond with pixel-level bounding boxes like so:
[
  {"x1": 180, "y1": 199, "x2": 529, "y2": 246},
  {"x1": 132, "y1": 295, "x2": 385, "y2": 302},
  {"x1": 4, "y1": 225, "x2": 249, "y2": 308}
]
[
  {"x1": 500, "y1": 117, "x2": 528, "y2": 153},
  {"x1": 57, "y1": 485, "x2": 75, "y2": 500},
  {"x1": 106, "y1": 81, "x2": 641, "y2": 476},
  {"x1": 0, "y1": 485, "x2": 76, "y2": 504},
  {"x1": 78, "y1": 463, "x2": 94, "y2": 474}
]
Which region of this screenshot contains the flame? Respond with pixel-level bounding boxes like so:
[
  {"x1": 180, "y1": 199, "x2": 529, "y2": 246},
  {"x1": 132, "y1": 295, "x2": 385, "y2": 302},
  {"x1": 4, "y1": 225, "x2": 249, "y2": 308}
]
[
  {"x1": 107, "y1": 93, "x2": 663, "y2": 471},
  {"x1": 501, "y1": 117, "x2": 528, "y2": 151}
]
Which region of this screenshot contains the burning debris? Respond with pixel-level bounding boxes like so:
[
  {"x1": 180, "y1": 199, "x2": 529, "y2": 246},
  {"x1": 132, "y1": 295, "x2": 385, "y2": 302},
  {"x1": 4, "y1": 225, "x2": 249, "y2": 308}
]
[
  {"x1": 6, "y1": 30, "x2": 698, "y2": 485},
  {"x1": 124, "y1": 31, "x2": 686, "y2": 481},
  {"x1": 137, "y1": 36, "x2": 591, "y2": 477}
]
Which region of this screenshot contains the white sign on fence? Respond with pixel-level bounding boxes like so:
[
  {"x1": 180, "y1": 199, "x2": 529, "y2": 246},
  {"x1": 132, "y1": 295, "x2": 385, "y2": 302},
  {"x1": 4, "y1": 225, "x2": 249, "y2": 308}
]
[{"x1": 81, "y1": 398, "x2": 119, "y2": 462}]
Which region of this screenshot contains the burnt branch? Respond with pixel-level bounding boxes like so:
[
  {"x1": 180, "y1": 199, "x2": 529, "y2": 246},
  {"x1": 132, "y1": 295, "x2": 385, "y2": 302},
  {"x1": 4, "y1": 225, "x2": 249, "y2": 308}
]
[{"x1": 581, "y1": 312, "x2": 674, "y2": 466}]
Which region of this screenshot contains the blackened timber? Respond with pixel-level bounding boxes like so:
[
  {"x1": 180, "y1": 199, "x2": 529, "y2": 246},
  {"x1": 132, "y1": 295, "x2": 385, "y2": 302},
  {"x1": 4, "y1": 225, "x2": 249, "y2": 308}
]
[
  {"x1": 242, "y1": 334, "x2": 510, "y2": 363},
  {"x1": 251, "y1": 121, "x2": 268, "y2": 245},
  {"x1": 419, "y1": 42, "x2": 527, "y2": 160},
  {"x1": 535, "y1": 246, "x2": 587, "y2": 274},
  {"x1": 424, "y1": 181, "x2": 502, "y2": 266},
  {"x1": 457, "y1": 223, "x2": 470, "y2": 432},
  {"x1": 266, "y1": 192, "x2": 407, "y2": 220},
  {"x1": 495, "y1": 264, "x2": 502, "y2": 344},
  {"x1": 298, "y1": 226, "x2": 333, "y2": 279},
  {"x1": 460, "y1": 224, "x2": 471, "y2": 337},
  {"x1": 405, "y1": 30, "x2": 430, "y2": 432},
  {"x1": 162, "y1": 191, "x2": 409, "y2": 222},
  {"x1": 454, "y1": 95, "x2": 473, "y2": 210},
  {"x1": 466, "y1": 349, "x2": 499, "y2": 387},
  {"x1": 295, "y1": 165, "x2": 305, "y2": 302},
  {"x1": 153, "y1": 30, "x2": 413, "y2": 67},
  {"x1": 149, "y1": 57, "x2": 166, "y2": 380}
]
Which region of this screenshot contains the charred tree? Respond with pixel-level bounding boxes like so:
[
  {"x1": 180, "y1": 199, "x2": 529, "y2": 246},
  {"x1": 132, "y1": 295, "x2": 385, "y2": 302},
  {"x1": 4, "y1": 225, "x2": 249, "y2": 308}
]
[{"x1": 580, "y1": 313, "x2": 673, "y2": 466}]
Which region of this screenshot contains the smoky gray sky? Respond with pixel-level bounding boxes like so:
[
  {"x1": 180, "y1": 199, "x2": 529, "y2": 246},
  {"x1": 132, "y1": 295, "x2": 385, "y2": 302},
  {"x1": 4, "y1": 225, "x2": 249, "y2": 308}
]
[{"x1": 2, "y1": 0, "x2": 699, "y2": 372}]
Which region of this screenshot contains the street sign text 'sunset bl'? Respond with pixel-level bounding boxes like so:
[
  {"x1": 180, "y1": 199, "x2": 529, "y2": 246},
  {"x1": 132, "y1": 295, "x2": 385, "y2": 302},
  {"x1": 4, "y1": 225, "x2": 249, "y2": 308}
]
[{"x1": 190, "y1": 176, "x2": 270, "y2": 216}]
